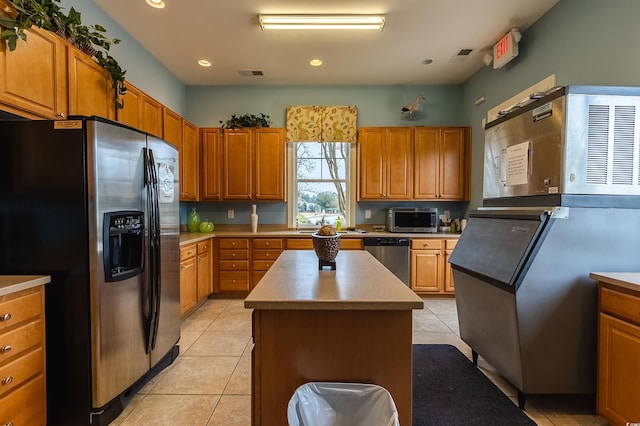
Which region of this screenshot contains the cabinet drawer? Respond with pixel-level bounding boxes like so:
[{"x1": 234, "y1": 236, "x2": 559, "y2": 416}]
[
  {"x1": 286, "y1": 239, "x2": 312, "y2": 250},
  {"x1": 219, "y1": 249, "x2": 249, "y2": 260},
  {"x1": 445, "y1": 239, "x2": 458, "y2": 249},
  {"x1": 197, "y1": 239, "x2": 211, "y2": 253},
  {"x1": 341, "y1": 239, "x2": 363, "y2": 250},
  {"x1": 0, "y1": 346, "x2": 43, "y2": 398},
  {"x1": 0, "y1": 373, "x2": 46, "y2": 426},
  {"x1": 180, "y1": 244, "x2": 197, "y2": 261},
  {"x1": 253, "y1": 260, "x2": 277, "y2": 271},
  {"x1": 219, "y1": 260, "x2": 250, "y2": 271},
  {"x1": 219, "y1": 239, "x2": 249, "y2": 249},
  {"x1": 252, "y1": 250, "x2": 282, "y2": 261},
  {"x1": 0, "y1": 319, "x2": 43, "y2": 364},
  {"x1": 410, "y1": 239, "x2": 444, "y2": 250},
  {"x1": 253, "y1": 239, "x2": 283, "y2": 250},
  {"x1": 0, "y1": 288, "x2": 43, "y2": 333},
  {"x1": 219, "y1": 272, "x2": 250, "y2": 292},
  {"x1": 600, "y1": 286, "x2": 640, "y2": 326}
]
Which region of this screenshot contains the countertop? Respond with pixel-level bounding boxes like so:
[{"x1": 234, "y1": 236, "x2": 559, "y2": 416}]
[
  {"x1": 180, "y1": 229, "x2": 461, "y2": 245},
  {"x1": 590, "y1": 272, "x2": 640, "y2": 293},
  {"x1": 0, "y1": 275, "x2": 51, "y2": 297},
  {"x1": 244, "y1": 250, "x2": 424, "y2": 311}
]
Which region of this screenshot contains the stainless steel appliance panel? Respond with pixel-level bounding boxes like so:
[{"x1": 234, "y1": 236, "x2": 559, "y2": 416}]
[
  {"x1": 483, "y1": 96, "x2": 565, "y2": 200},
  {"x1": 88, "y1": 120, "x2": 150, "y2": 407},
  {"x1": 364, "y1": 237, "x2": 410, "y2": 285},
  {"x1": 484, "y1": 86, "x2": 640, "y2": 201},
  {"x1": 146, "y1": 135, "x2": 181, "y2": 367}
]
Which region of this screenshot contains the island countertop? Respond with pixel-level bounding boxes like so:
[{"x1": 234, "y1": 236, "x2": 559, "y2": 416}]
[
  {"x1": 0, "y1": 275, "x2": 51, "y2": 297},
  {"x1": 245, "y1": 250, "x2": 424, "y2": 310}
]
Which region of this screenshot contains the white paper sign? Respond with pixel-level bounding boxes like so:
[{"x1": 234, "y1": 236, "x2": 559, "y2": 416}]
[
  {"x1": 505, "y1": 142, "x2": 529, "y2": 185},
  {"x1": 157, "y1": 162, "x2": 175, "y2": 203}
]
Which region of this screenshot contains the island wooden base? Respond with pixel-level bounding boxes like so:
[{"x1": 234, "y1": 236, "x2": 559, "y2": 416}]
[{"x1": 251, "y1": 309, "x2": 413, "y2": 425}]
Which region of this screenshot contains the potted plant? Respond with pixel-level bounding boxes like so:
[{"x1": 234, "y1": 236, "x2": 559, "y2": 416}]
[
  {"x1": 220, "y1": 113, "x2": 271, "y2": 129},
  {"x1": 0, "y1": 0, "x2": 127, "y2": 109},
  {"x1": 0, "y1": 0, "x2": 60, "y2": 50}
]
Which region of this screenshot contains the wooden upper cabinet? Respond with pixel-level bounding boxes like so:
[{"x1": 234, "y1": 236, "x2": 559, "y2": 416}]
[
  {"x1": 200, "y1": 128, "x2": 222, "y2": 201},
  {"x1": 255, "y1": 128, "x2": 286, "y2": 201},
  {"x1": 0, "y1": 26, "x2": 67, "y2": 119},
  {"x1": 221, "y1": 128, "x2": 286, "y2": 201},
  {"x1": 223, "y1": 129, "x2": 253, "y2": 200},
  {"x1": 414, "y1": 127, "x2": 468, "y2": 200},
  {"x1": 181, "y1": 119, "x2": 199, "y2": 200},
  {"x1": 67, "y1": 45, "x2": 115, "y2": 120},
  {"x1": 116, "y1": 82, "x2": 142, "y2": 128},
  {"x1": 414, "y1": 128, "x2": 439, "y2": 199},
  {"x1": 386, "y1": 127, "x2": 414, "y2": 199},
  {"x1": 116, "y1": 82, "x2": 163, "y2": 137},
  {"x1": 440, "y1": 128, "x2": 468, "y2": 199},
  {"x1": 358, "y1": 127, "x2": 413, "y2": 200},
  {"x1": 358, "y1": 128, "x2": 386, "y2": 199},
  {"x1": 162, "y1": 107, "x2": 182, "y2": 146},
  {"x1": 140, "y1": 95, "x2": 163, "y2": 138}
]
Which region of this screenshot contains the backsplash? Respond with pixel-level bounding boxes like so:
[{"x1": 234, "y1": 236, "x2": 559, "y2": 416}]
[{"x1": 180, "y1": 201, "x2": 469, "y2": 228}]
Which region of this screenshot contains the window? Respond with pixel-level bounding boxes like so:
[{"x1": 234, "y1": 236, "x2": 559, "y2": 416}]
[
  {"x1": 286, "y1": 105, "x2": 358, "y2": 229},
  {"x1": 289, "y1": 141, "x2": 356, "y2": 229}
]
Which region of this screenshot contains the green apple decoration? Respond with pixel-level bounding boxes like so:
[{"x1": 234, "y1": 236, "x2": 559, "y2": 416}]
[{"x1": 199, "y1": 220, "x2": 214, "y2": 233}]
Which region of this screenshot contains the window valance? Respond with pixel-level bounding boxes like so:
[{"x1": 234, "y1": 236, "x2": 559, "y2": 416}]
[{"x1": 286, "y1": 106, "x2": 358, "y2": 143}]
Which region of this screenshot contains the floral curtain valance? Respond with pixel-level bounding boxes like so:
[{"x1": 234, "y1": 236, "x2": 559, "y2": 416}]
[{"x1": 286, "y1": 106, "x2": 358, "y2": 143}]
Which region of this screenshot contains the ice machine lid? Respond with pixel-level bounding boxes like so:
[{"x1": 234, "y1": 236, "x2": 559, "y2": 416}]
[{"x1": 448, "y1": 208, "x2": 553, "y2": 292}]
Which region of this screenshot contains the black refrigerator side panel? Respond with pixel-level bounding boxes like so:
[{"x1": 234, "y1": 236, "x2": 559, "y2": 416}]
[{"x1": 0, "y1": 121, "x2": 92, "y2": 425}]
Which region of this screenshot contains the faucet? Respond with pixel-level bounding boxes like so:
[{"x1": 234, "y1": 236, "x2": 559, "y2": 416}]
[{"x1": 320, "y1": 215, "x2": 326, "y2": 226}]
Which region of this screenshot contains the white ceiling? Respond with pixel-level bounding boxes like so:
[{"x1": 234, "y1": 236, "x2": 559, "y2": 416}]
[{"x1": 93, "y1": 0, "x2": 560, "y2": 86}]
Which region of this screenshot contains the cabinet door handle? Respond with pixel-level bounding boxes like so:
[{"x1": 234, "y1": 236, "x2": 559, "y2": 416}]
[
  {"x1": 1, "y1": 376, "x2": 13, "y2": 385},
  {"x1": 0, "y1": 345, "x2": 12, "y2": 353},
  {"x1": 265, "y1": 242, "x2": 270, "y2": 246},
  {"x1": 0, "y1": 313, "x2": 11, "y2": 321}
]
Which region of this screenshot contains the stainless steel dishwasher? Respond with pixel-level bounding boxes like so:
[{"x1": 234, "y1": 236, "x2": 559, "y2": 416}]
[{"x1": 363, "y1": 237, "x2": 410, "y2": 285}]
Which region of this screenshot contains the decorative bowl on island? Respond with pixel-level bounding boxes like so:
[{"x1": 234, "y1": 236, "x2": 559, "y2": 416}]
[{"x1": 311, "y1": 232, "x2": 342, "y2": 263}]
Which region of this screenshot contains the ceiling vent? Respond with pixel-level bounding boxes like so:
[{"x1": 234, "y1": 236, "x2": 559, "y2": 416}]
[
  {"x1": 238, "y1": 69, "x2": 265, "y2": 76},
  {"x1": 449, "y1": 48, "x2": 474, "y2": 63}
]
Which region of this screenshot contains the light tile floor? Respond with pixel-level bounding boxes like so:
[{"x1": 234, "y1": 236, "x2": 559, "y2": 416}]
[{"x1": 109, "y1": 298, "x2": 608, "y2": 425}]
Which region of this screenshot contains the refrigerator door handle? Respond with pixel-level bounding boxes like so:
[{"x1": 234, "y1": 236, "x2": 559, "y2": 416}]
[
  {"x1": 143, "y1": 148, "x2": 157, "y2": 354},
  {"x1": 148, "y1": 148, "x2": 162, "y2": 350}
]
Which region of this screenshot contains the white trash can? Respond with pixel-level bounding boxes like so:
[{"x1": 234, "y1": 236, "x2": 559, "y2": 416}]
[{"x1": 287, "y1": 382, "x2": 400, "y2": 426}]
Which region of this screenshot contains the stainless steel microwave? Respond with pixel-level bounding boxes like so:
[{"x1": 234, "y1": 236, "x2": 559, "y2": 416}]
[{"x1": 386, "y1": 207, "x2": 438, "y2": 233}]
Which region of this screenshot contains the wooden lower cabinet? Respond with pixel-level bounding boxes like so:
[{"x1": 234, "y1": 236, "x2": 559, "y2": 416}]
[
  {"x1": 197, "y1": 240, "x2": 213, "y2": 301},
  {"x1": 597, "y1": 284, "x2": 640, "y2": 425},
  {"x1": 252, "y1": 238, "x2": 283, "y2": 288},
  {"x1": 444, "y1": 239, "x2": 457, "y2": 292},
  {"x1": 216, "y1": 238, "x2": 251, "y2": 292},
  {"x1": 0, "y1": 286, "x2": 47, "y2": 426},
  {"x1": 180, "y1": 239, "x2": 213, "y2": 315},
  {"x1": 410, "y1": 238, "x2": 457, "y2": 294},
  {"x1": 180, "y1": 243, "x2": 198, "y2": 315}
]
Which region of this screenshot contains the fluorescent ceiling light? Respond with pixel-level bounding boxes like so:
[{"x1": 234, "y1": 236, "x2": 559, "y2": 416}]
[{"x1": 259, "y1": 15, "x2": 385, "y2": 31}]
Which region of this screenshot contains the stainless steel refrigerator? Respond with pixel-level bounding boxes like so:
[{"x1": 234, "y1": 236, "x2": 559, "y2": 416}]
[{"x1": 0, "y1": 117, "x2": 181, "y2": 425}]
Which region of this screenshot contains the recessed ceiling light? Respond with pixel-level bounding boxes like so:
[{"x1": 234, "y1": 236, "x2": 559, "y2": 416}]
[
  {"x1": 146, "y1": 0, "x2": 165, "y2": 9},
  {"x1": 421, "y1": 59, "x2": 433, "y2": 65},
  {"x1": 310, "y1": 59, "x2": 323, "y2": 67},
  {"x1": 198, "y1": 59, "x2": 212, "y2": 67}
]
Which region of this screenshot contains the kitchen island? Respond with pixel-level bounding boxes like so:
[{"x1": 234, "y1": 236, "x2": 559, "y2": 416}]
[{"x1": 245, "y1": 250, "x2": 424, "y2": 425}]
